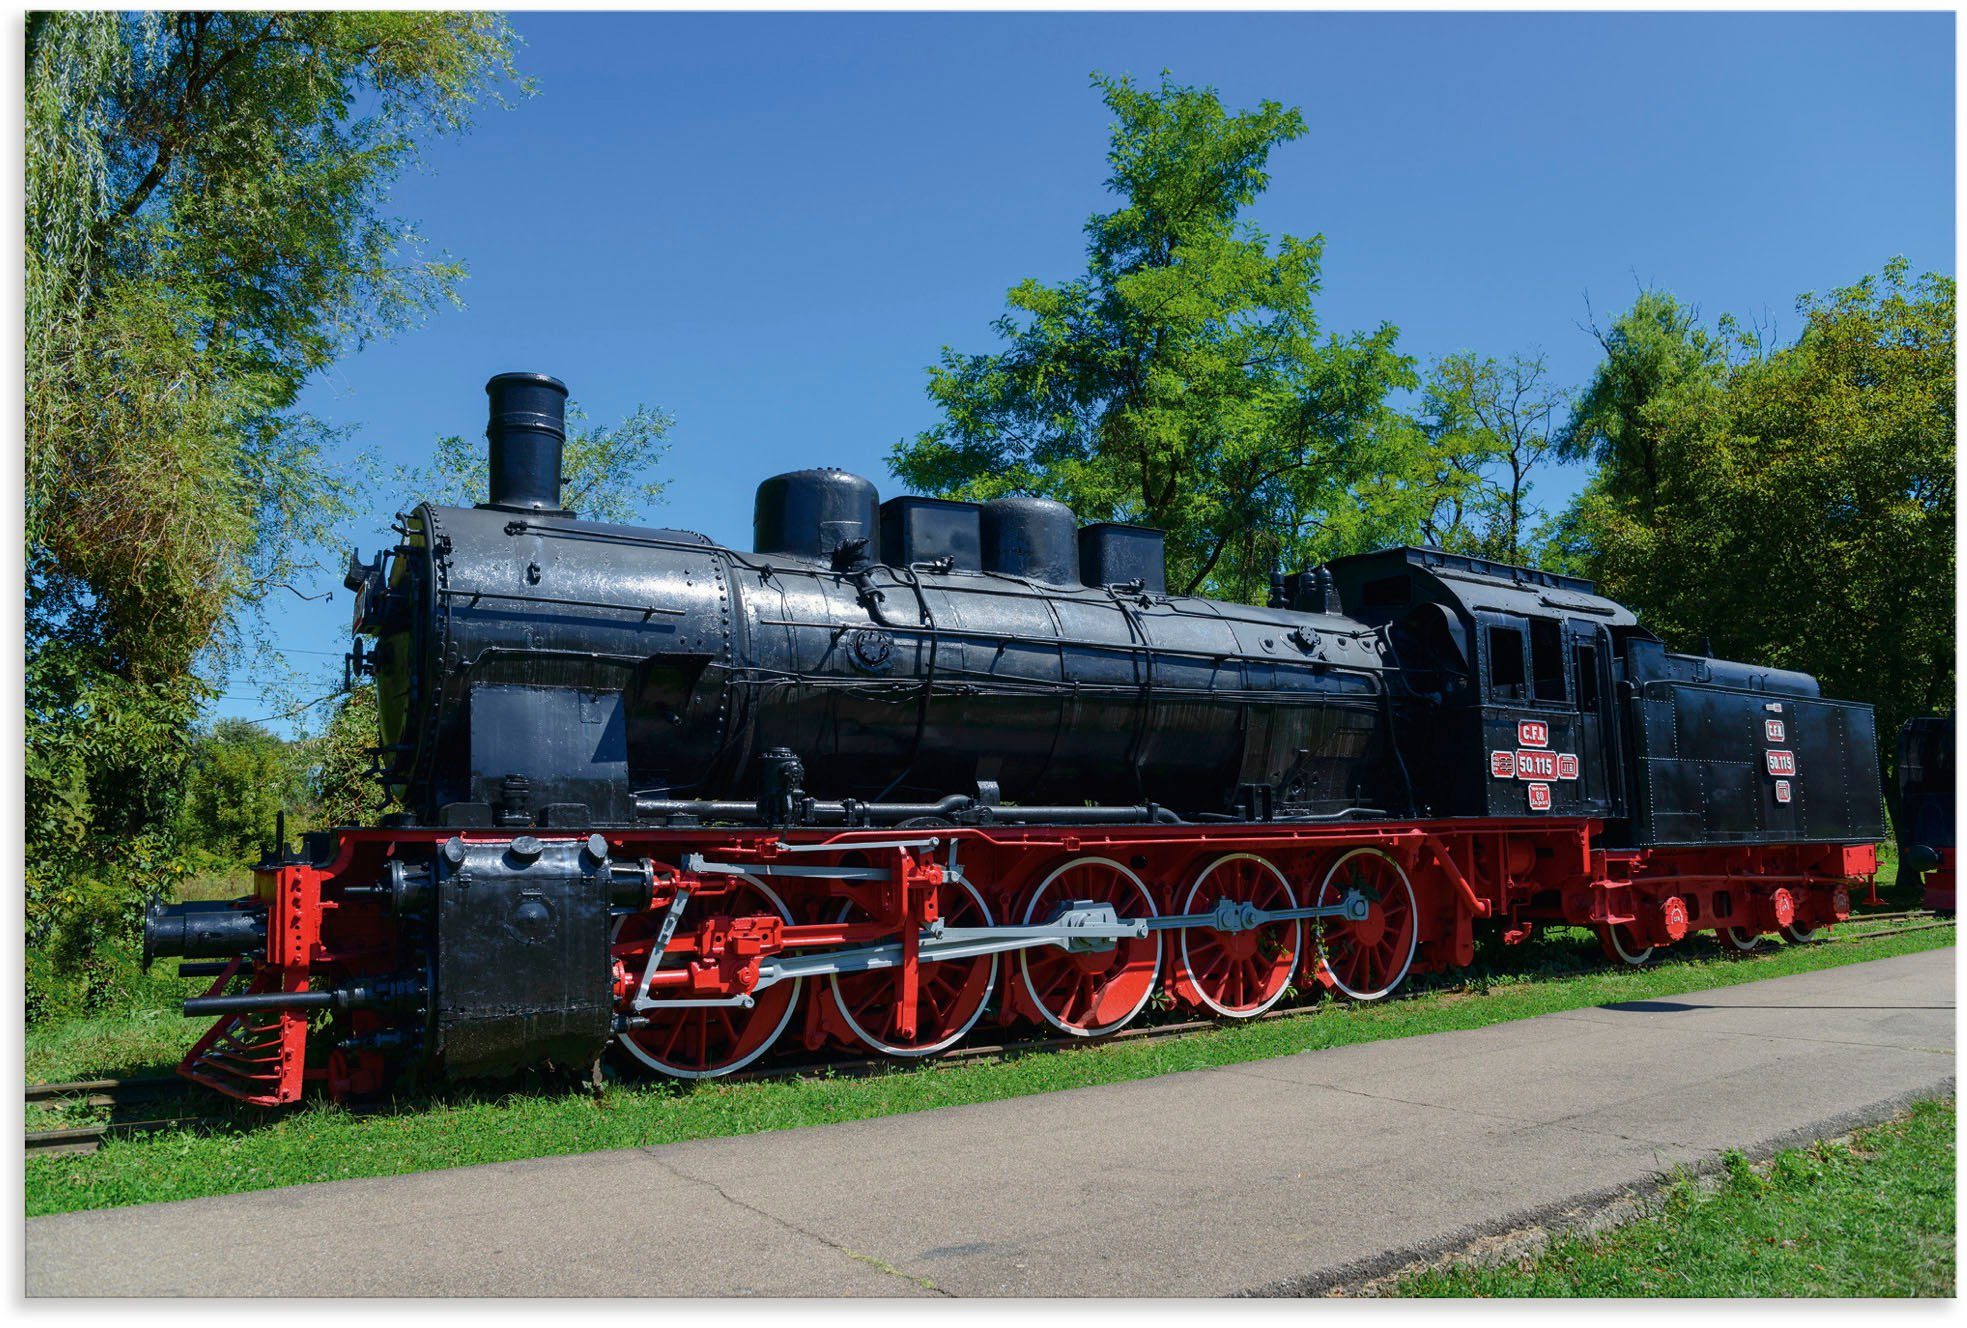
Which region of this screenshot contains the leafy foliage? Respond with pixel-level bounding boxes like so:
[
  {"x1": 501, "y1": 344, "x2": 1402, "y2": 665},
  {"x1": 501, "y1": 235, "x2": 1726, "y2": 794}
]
[
  {"x1": 310, "y1": 685, "x2": 389, "y2": 830},
  {"x1": 1557, "y1": 260, "x2": 1955, "y2": 751},
  {"x1": 891, "y1": 73, "x2": 1415, "y2": 601},
  {"x1": 175, "y1": 720, "x2": 311, "y2": 859},
  {"x1": 25, "y1": 12, "x2": 521, "y2": 1018},
  {"x1": 1557, "y1": 290, "x2": 1730, "y2": 503}
]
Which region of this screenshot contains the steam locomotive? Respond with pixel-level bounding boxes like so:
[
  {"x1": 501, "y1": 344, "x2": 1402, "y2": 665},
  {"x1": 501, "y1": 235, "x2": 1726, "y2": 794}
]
[{"x1": 144, "y1": 372, "x2": 1888, "y2": 1104}]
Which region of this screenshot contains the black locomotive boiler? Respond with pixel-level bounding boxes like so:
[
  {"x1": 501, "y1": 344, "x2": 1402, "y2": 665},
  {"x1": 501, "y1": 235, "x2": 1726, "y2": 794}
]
[{"x1": 146, "y1": 372, "x2": 1889, "y2": 1103}]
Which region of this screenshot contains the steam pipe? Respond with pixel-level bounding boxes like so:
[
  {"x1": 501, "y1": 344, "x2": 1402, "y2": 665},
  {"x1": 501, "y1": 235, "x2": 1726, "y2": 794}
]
[
  {"x1": 183, "y1": 990, "x2": 338, "y2": 1016},
  {"x1": 181, "y1": 976, "x2": 424, "y2": 1018}
]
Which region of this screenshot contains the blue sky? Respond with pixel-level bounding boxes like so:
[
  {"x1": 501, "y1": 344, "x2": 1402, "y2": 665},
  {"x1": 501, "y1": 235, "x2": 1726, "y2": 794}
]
[{"x1": 222, "y1": 10, "x2": 1956, "y2": 732}]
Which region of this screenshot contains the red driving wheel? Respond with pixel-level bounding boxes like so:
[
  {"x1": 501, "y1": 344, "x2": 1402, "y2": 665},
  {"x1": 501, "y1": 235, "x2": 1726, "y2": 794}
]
[
  {"x1": 827, "y1": 875, "x2": 996, "y2": 1056},
  {"x1": 1314, "y1": 847, "x2": 1419, "y2": 1000},
  {"x1": 1018, "y1": 856, "x2": 1161, "y2": 1036},
  {"x1": 1175, "y1": 853, "x2": 1302, "y2": 1017},
  {"x1": 615, "y1": 874, "x2": 803, "y2": 1078},
  {"x1": 1598, "y1": 922, "x2": 1656, "y2": 966}
]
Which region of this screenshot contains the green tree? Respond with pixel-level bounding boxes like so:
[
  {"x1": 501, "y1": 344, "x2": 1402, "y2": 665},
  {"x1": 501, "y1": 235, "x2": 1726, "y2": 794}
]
[
  {"x1": 412, "y1": 402, "x2": 674, "y2": 524},
  {"x1": 1557, "y1": 290, "x2": 1728, "y2": 509},
  {"x1": 891, "y1": 73, "x2": 1414, "y2": 601},
  {"x1": 25, "y1": 12, "x2": 522, "y2": 1012},
  {"x1": 1560, "y1": 260, "x2": 1955, "y2": 757},
  {"x1": 176, "y1": 720, "x2": 309, "y2": 858},
  {"x1": 308, "y1": 685, "x2": 389, "y2": 830},
  {"x1": 1421, "y1": 351, "x2": 1567, "y2": 562}
]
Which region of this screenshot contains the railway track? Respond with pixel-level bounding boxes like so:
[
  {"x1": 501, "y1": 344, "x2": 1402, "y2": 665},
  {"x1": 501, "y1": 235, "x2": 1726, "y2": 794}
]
[
  {"x1": 1830, "y1": 920, "x2": 1954, "y2": 942},
  {"x1": 25, "y1": 1116, "x2": 226, "y2": 1157},
  {"x1": 26, "y1": 908, "x2": 1950, "y2": 1147},
  {"x1": 1825, "y1": 907, "x2": 1952, "y2": 940},
  {"x1": 25, "y1": 1075, "x2": 209, "y2": 1156},
  {"x1": 25, "y1": 1074, "x2": 185, "y2": 1109}
]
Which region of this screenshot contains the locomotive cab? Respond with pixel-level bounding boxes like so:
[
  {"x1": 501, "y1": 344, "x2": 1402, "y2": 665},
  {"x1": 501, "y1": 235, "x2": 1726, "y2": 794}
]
[{"x1": 1326, "y1": 547, "x2": 1632, "y2": 823}]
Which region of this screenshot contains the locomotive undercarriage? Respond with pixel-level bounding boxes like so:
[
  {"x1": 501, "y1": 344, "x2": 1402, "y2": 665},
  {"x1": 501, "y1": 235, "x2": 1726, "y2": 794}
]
[{"x1": 151, "y1": 819, "x2": 1874, "y2": 1106}]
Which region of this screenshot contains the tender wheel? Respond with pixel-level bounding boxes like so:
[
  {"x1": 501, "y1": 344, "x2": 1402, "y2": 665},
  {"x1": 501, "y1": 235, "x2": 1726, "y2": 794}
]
[
  {"x1": 1598, "y1": 923, "x2": 1656, "y2": 967},
  {"x1": 1018, "y1": 857, "x2": 1162, "y2": 1036},
  {"x1": 616, "y1": 875, "x2": 803, "y2": 1079},
  {"x1": 1719, "y1": 926, "x2": 1766, "y2": 953},
  {"x1": 828, "y1": 876, "x2": 996, "y2": 1057},
  {"x1": 1314, "y1": 847, "x2": 1418, "y2": 1001},
  {"x1": 1782, "y1": 923, "x2": 1828, "y2": 944},
  {"x1": 1176, "y1": 853, "x2": 1303, "y2": 1018}
]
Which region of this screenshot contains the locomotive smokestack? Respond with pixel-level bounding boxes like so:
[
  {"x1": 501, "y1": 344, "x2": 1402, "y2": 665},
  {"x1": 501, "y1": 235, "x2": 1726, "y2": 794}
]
[{"x1": 483, "y1": 372, "x2": 571, "y2": 514}]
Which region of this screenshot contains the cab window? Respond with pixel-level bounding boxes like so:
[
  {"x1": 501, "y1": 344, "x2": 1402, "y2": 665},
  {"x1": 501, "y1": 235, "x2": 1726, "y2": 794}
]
[
  {"x1": 1487, "y1": 624, "x2": 1526, "y2": 701},
  {"x1": 1529, "y1": 617, "x2": 1566, "y2": 702}
]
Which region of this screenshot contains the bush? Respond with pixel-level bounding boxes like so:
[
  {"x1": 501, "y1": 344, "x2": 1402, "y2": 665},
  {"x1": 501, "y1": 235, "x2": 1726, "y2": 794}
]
[
  {"x1": 309, "y1": 684, "x2": 387, "y2": 829},
  {"x1": 176, "y1": 718, "x2": 310, "y2": 857}
]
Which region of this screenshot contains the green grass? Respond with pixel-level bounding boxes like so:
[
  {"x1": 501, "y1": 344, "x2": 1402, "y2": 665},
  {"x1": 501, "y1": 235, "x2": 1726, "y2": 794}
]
[
  {"x1": 1394, "y1": 1099, "x2": 1955, "y2": 1296},
  {"x1": 24, "y1": 917, "x2": 1950, "y2": 1219}
]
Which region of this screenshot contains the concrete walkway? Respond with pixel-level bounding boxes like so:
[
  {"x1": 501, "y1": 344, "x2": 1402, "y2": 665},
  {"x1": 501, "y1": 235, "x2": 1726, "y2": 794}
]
[{"x1": 28, "y1": 947, "x2": 1954, "y2": 1297}]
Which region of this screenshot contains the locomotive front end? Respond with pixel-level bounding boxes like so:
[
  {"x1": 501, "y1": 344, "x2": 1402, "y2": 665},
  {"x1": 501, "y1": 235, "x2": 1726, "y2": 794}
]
[{"x1": 146, "y1": 370, "x2": 685, "y2": 1103}]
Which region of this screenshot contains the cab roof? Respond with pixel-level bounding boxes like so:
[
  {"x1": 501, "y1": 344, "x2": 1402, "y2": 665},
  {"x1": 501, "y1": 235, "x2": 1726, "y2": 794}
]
[{"x1": 1324, "y1": 546, "x2": 1639, "y2": 628}]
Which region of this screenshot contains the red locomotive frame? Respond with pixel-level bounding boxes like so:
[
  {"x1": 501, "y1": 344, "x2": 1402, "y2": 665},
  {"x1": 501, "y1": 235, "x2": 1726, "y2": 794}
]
[{"x1": 181, "y1": 819, "x2": 1872, "y2": 1106}]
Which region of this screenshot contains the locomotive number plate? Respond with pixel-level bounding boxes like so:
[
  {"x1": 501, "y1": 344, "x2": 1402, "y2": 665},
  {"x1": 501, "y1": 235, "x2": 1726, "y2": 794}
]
[
  {"x1": 1490, "y1": 750, "x2": 1516, "y2": 778},
  {"x1": 1765, "y1": 719, "x2": 1786, "y2": 743},
  {"x1": 1515, "y1": 749, "x2": 1559, "y2": 780},
  {"x1": 1775, "y1": 779, "x2": 1793, "y2": 804},
  {"x1": 1518, "y1": 720, "x2": 1549, "y2": 748},
  {"x1": 1766, "y1": 749, "x2": 1797, "y2": 776},
  {"x1": 1526, "y1": 782, "x2": 1553, "y2": 811}
]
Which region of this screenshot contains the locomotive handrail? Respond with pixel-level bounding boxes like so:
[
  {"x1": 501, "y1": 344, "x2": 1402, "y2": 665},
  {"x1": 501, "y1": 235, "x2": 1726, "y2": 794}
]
[
  {"x1": 643, "y1": 795, "x2": 1183, "y2": 829},
  {"x1": 438, "y1": 585, "x2": 687, "y2": 618},
  {"x1": 768, "y1": 837, "x2": 943, "y2": 854},
  {"x1": 724, "y1": 664, "x2": 1383, "y2": 705},
  {"x1": 493, "y1": 519, "x2": 721, "y2": 556}
]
